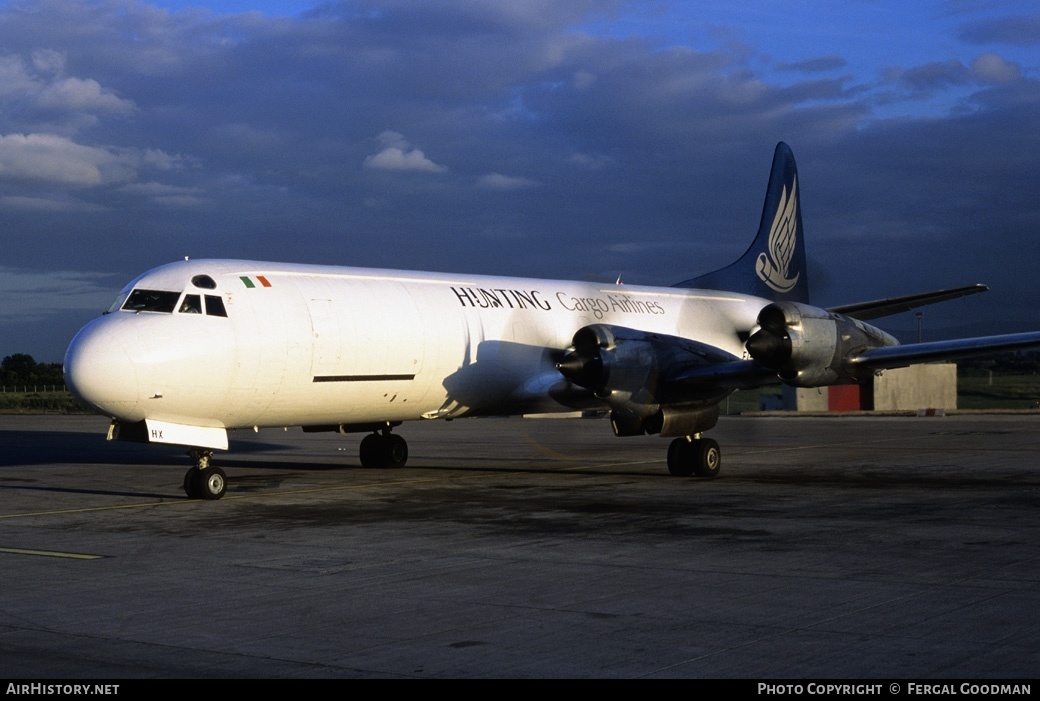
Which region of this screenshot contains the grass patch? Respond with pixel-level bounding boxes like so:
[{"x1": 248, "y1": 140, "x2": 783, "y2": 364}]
[
  {"x1": 957, "y1": 374, "x2": 1040, "y2": 410},
  {"x1": 721, "y1": 389, "x2": 782, "y2": 414},
  {"x1": 0, "y1": 391, "x2": 92, "y2": 414}
]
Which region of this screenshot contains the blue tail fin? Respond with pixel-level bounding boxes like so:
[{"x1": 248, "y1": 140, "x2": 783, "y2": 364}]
[{"x1": 674, "y1": 142, "x2": 809, "y2": 304}]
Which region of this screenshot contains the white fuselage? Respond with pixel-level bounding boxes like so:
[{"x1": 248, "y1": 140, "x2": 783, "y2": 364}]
[{"x1": 64, "y1": 259, "x2": 765, "y2": 439}]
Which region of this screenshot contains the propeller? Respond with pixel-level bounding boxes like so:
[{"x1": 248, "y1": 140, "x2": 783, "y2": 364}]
[
  {"x1": 556, "y1": 326, "x2": 610, "y2": 392},
  {"x1": 745, "y1": 304, "x2": 793, "y2": 369},
  {"x1": 556, "y1": 350, "x2": 603, "y2": 388}
]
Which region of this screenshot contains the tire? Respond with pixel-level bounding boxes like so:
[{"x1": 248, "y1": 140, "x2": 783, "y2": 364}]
[
  {"x1": 667, "y1": 438, "x2": 694, "y2": 476},
  {"x1": 360, "y1": 433, "x2": 408, "y2": 468},
  {"x1": 359, "y1": 433, "x2": 386, "y2": 468},
  {"x1": 693, "y1": 438, "x2": 721, "y2": 479},
  {"x1": 386, "y1": 434, "x2": 408, "y2": 468},
  {"x1": 183, "y1": 466, "x2": 201, "y2": 499}
]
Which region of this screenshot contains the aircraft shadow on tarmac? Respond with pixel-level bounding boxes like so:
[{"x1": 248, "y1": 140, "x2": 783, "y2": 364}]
[
  {"x1": 0, "y1": 427, "x2": 682, "y2": 478},
  {"x1": 3, "y1": 429, "x2": 1039, "y2": 498}
]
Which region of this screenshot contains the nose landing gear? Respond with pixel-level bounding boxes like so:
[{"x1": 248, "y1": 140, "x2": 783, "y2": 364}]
[{"x1": 184, "y1": 449, "x2": 227, "y2": 499}]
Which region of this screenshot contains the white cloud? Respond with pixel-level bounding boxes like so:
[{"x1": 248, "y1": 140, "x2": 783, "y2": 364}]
[
  {"x1": 0, "y1": 53, "x2": 134, "y2": 120},
  {"x1": 138, "y1": 148, "x2": 190, "y2": 171},
  {"x1": 0, "y1": 133, "x2": 182, "y2": 187},
  {"x1": 0, "y1": 55, "x2": 37, "y2": 99},
  {"x1": 971, "y1": 53, "x2": 1020, "y2": 84},
  {"x1": 477, "y1": 172, "x2": 540, "y2": 190},
  {"x1": 568, "y1": 152, "x2": 613, "y2": 170},
  {"x1": 30, "y1": 49, "x2": 65, "y2": 75},
  {"x1": 0, "y1": 195, "x2": 106, "y2": 212},
  {"x1": 120, "y1": 181, "x2": 195, "y2": 196},
  {"x1": 364, "y1": 131, "x2": 447, "y2": 173},
  {"x1": 120, "y1": 181, "x2": 208, "y2": 208},
  {"x1": 37, "y1": 77, "x2": 135, "y2": 114},
  {"x1": 365, "y1": 146, "x2": 447, "y2": 172},
  {"x1": 0, "y1": 133, "x2": 128, "y2": 185}
]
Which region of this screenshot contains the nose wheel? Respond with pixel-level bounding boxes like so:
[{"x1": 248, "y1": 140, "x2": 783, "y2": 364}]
[{"x1": 184, "y1": 449, "x2": 227, "y2": 499}]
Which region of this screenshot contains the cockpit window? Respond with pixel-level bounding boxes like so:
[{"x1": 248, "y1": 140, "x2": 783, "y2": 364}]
[
  {"x1": 121, "y1": 289, "x2": 181, "y2": 313},
  {"x1": 191, "y1": 275, "x2": 217, "y2": 290},
  {"x1": 118, "y1": 288, "x2": 229, "y2": 317},
  {"x1": 205, "y1": 295, "x2": 228, "y2": 317},
  {"x1": 179, "y1": 294, "x2": 202, "y2": 314},
  {"x1": 107, "y1": 292, "x2": 130, "y2": 314}
]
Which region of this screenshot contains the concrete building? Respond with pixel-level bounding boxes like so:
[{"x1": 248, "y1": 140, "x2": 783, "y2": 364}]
[{"x1": 781, "y1": 363, "x2": 957, "y2": 412}]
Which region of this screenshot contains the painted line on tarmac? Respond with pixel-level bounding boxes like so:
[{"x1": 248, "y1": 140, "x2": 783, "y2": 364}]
[{"x1": 0, "y1": 547, "x2": 105, "y2": 560}]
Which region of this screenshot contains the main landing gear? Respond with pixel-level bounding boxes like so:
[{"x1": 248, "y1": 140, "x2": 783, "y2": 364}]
[
  {"x1": 359, "y1": 428, "x2": 408, "y2": 468},
  {"x1": 666, "y1": 435, "x2": 721, "y2": 478},
  {"x1": 183, "y1": 449, "x2": 227, "y2": 500}
]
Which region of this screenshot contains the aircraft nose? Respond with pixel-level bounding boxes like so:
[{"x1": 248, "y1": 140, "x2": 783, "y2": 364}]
[{"x1": 64, "y1": 316, "x2": 143, "y2": 420}]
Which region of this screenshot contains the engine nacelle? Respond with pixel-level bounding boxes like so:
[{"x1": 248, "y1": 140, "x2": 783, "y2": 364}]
[
  {"x1": 556, "y1": 324, "x2": 733, "y2": 436},
  {"x1": 556, "y1": 325, "x2": 654, "y2": 403},
  {"x1": 746, "y1": 301, "x2": 898, "y2": 387}
]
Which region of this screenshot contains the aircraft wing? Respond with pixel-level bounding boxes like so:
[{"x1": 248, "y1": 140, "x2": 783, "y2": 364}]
[
  {"x1": 848, "y1": 331, "x2": 1040, "y2": 371},
  {"x1": 664, "y1": 329, "x2": 1040, "y2": 393},
  {"x1": 828, "y1": 284, "x2": 988, "y2": 321},
  {"x1": 660, "y1": 330, "x2": 1040, "y2": 400}
]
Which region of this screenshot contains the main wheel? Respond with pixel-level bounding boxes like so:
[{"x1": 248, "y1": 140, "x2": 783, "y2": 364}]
[
  {"x1": 693, "y1": 438, "x2": 721, "y2": 478},
  {"x1": 359, "y1": 433, "x2": 386, "y2": 467},
  {"x1": 667, "y1": 438, "x2": 695, "y2": 476},
  {"x1": 359, "y1": 433, "x2": 409, "y2": 468},
  {"x1": 385, "y1": 434, "x2": 408, "y2": 467}
]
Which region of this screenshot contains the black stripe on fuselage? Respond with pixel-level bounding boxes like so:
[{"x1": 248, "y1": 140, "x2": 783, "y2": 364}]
[{"x1": 313, "y1": 374, "x2": 416, "y2": 383}]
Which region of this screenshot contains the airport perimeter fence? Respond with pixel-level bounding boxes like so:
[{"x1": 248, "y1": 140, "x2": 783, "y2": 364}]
[{"x1": 1, "y1": 385, "x2": 68, "y2": 393}]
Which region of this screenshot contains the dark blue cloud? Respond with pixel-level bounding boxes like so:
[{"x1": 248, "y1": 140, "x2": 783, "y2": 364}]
[
  {"x1": 958, "y1": 14, "x2": 1040, "y2": 46},
  {"x1": 775, "y1": 56, "x2": 848, "y2": 73}
]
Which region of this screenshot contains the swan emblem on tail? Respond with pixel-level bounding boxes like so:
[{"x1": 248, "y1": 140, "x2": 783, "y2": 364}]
[{"x1": 756, "y1": 176, "x2": 800, "y2": 293}]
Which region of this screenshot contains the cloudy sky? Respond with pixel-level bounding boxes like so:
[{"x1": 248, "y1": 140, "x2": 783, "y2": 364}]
[{"x1": 1, "y1": 0, "x2": 1038, "y2": 362}]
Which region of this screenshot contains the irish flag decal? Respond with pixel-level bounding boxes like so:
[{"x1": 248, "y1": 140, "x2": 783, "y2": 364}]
[{"x1": 240, "y1": 275, "x2": 272, "y2": 288}]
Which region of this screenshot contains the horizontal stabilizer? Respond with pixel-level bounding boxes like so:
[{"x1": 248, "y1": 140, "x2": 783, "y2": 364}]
[
  {"x1": 830, "y1": 284, "x2": 988, "y2": 321},
  {"x1": 849, "y1": 331, "x2": 1040, "y2": 370}
]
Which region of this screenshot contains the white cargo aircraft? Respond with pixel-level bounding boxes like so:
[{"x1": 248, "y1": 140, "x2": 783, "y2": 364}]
[{"x1": 64, "y1": 143, "x2": 1040, "y2": 499}]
